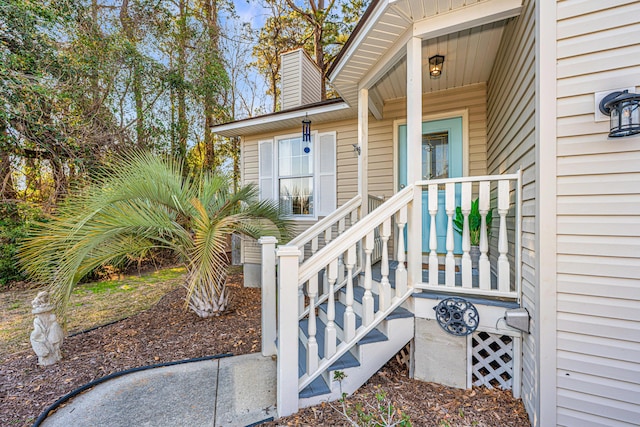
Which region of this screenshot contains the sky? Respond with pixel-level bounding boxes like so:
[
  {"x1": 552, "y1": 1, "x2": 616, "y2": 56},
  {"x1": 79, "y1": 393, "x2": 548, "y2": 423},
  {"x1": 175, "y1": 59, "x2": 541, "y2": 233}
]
[{"x1": 234, "y1": 1, "x2": 269, "y2": 29}]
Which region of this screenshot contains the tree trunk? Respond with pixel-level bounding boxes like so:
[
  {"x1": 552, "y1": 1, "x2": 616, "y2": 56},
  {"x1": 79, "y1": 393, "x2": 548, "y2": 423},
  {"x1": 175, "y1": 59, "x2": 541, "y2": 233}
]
[
  {"x1": 176, "y1": 0, "x2": 189, "y2": 164},
  {"x1": 202, "y1": 0, "x2": 219, "y2": 170},
  {"x1": 120, "y1": 0, "x2": 146, "y2": 148},
  {"x1": 0, "y1": 150, "x2": 16, "y2": 201}
]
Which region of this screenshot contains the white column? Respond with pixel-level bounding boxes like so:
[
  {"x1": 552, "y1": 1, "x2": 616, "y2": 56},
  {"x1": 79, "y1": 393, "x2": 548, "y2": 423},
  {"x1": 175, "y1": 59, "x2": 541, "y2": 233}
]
[
  {"x1": 406, "y1": 36, "x2": 423, "y2": 288},
  {"x1": 358, "y1": 88, "x2": 369, "y2": 216},
  {"x1": 259, "y1": 236, "x2": 278, "y2": 357},
  {"x1": 276, "y1": 245, "x2": 300, "y2": 417}
]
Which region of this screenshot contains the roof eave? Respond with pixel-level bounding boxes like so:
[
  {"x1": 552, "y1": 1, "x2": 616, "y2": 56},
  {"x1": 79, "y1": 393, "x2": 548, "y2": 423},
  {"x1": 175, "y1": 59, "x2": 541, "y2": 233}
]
[{"x1": 211, "y1": 99, "x2": 352, "y2": 138}]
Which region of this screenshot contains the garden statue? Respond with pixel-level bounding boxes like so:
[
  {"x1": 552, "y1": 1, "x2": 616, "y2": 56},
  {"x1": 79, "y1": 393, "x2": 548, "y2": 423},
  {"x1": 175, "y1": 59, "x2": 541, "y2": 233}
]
[{"x1": 30, "y1": 291, "x2": 64, "y2": 366}]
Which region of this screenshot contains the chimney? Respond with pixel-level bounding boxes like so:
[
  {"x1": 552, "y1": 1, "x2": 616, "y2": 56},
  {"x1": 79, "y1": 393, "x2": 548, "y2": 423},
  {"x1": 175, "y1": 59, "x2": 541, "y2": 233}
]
[{"x1": 280, "y1": 49, "x2": 322, "y2": 110}]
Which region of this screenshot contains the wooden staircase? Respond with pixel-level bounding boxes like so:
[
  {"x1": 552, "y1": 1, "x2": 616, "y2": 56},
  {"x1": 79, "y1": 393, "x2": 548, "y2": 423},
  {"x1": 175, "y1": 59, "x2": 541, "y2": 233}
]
[
  {"x1": 268, "y1": 173, "x2": 522, "y2": 417},
  {"x1": 297, "y1": 268, "x2": 414, "y2": 406}
]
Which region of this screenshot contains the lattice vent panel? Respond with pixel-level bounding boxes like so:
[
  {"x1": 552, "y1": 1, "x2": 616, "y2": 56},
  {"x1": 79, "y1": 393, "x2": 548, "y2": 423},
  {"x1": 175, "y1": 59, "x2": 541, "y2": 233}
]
[{"x1": 471, "y1": 332, "x2": 513, "y2": 390}]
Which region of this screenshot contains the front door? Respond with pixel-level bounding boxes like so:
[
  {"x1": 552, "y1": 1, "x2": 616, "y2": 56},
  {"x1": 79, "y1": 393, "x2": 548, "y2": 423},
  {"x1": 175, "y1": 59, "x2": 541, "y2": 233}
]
[{"x1": 398, "y1": 117, "x2": 463, "y2": 253}]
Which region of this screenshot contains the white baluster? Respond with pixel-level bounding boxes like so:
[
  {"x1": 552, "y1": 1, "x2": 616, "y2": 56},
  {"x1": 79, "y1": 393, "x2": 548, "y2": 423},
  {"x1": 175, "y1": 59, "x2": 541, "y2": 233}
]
[
  {"x1": 306, "y1": 275, "x2": 318, "y2": 374},
  {"x1": 498, "y1": 180, "x2": 510, "y2": 293},
  {"x1": 379, "y1": 218, "x2": 392, "y2": 311},
  {"x1": 351, "y1": 207, "x2": 358, "y2": 225},
  {"x1": 322, "y1": 228, "x2": 333, "y2": 295},
  {"x1": 363, "y1": 231, "x2": 375, "y2": 326},
  {"x1": 344, "y1": 245, "x2": 356, "y2": 342},
  {"x1": 479, "y1": 181, "x2": 491, "y2": 290},
  {"x1": 311, "y1": 236, "x2": 319, "y2": 256},
  {"x1": 395, "y1": 206, "x2": 408, "y2": 297},
  {"x1": 428, "y1": 184, "x2": 439, "y2": 286},
  {"x1": 445, "y1": 183, "x2": 455, "y2": 287},
  {"x1": 298, "y1": 282, "x2": 305, "y2": 315},
  {"x1": 461, "y1": 183, "x2": 472, "y2": 288},
  {"x1": 337, "y1": 218, "x2": 346, "y2": 284},
  {"x1": 325, "y1": 259, "x2": 338, "y2": 358},
  {"x1": 324, "y1": 227, "x2": 333, "y2": 246}
]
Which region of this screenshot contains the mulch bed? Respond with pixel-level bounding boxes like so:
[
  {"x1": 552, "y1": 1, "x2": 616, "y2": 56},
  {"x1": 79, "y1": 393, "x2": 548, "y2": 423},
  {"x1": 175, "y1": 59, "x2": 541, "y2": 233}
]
[{"x1": 0, "y1": 270, "x2": 530, "y2": 426}]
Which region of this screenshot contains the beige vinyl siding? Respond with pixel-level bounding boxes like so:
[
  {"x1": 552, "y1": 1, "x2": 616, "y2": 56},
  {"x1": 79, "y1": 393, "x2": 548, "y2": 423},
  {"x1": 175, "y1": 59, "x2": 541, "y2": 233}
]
[
  {"x1": 281, "y1": 52, "x2": 300, "y2": 110},
  {"x1": 486, "y1": 0, "x2": 536, "y2": 421},
  {"x1": 555, "y1": 0, "x2": 640, "y2": 424},
  {"x1": 300, "y1": 55, "x2": 322, "y2": 107}
]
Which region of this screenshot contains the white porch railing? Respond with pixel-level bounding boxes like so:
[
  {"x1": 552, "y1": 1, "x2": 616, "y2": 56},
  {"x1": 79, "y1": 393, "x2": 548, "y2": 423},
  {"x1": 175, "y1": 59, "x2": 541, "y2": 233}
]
[
  {"x1": 276, "y1": 186, "x2": 417, "y2": 416},
  {"x1": 413, "y1": 172, "x2": 522, "y2": 300}
]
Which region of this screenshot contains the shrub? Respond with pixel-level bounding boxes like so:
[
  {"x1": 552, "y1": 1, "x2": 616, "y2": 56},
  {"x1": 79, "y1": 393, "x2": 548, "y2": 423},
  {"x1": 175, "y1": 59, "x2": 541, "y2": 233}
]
[{"x1": 0, "y1": 202, "x2": 40, "y2": 287}]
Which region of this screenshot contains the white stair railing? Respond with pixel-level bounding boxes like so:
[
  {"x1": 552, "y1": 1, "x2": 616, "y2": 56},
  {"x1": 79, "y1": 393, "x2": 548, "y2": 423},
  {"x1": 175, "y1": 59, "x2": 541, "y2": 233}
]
[
  {"x1": 276, "y1": 186, "x2": 416, "y2": 417},
  {"x1": 290, "y1": 194, "x2": 362, "y2": 263}
]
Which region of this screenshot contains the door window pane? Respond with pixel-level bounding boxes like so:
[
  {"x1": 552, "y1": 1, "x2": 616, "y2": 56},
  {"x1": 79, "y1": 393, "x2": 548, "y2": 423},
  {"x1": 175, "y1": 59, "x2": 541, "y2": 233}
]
[{"x1": 422, "y1": 132, "x2": 449, "y2": 179}]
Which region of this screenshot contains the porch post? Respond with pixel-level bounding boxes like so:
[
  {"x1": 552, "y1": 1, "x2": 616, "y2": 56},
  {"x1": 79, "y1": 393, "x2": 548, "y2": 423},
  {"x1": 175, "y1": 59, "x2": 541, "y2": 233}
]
[
  {"x1": 406, "y1": 36, "x2": 423, "y2": 286},
  {"x1": 259, "y1": 236, "x2": 277, "y2": 357},
  {"x1": 358, "y1": 87, "x2": 369, "y2": 216},
  {"x1": 276, "y1": 245, "x2": 300, "y2": 417}
]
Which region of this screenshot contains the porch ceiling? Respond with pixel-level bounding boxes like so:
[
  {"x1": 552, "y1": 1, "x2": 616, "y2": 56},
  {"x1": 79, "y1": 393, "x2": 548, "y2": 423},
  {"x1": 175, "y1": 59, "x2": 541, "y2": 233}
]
[
  {"x1": 371, "y1": 21, "x2": 508, "y2": 103},
  {"x1": 328, "y1": 0, "x2": 521, "y2": 111}
]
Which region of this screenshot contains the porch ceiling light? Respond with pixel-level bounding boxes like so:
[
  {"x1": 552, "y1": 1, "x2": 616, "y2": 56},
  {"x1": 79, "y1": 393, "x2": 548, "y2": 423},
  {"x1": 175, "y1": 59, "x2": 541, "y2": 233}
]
[
  {"x1": 428, "y1": 54, "x2": 445, "y2": 78},
  {"x1": 599, "y1": 90, "x2": 640, "y2": 137}
]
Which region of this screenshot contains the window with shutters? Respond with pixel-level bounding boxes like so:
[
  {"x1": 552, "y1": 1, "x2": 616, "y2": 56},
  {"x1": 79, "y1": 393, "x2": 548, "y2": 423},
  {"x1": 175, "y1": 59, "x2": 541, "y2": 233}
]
[{"x1": 259, "y1": 131, "x2": 336, "y2": 219}]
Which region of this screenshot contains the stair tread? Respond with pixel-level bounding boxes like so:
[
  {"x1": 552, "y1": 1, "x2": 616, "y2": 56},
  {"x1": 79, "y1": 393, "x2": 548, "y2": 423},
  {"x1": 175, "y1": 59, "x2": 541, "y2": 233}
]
[
  {"x1": 299, "y1": 375, "x2": 331, "y2": 398},
  {"x1": 318, "y1": 301, "x2": 389, "y2": 345},
  {"x1": 298, "y1": 335, "x2": 360, "y2": 377}
]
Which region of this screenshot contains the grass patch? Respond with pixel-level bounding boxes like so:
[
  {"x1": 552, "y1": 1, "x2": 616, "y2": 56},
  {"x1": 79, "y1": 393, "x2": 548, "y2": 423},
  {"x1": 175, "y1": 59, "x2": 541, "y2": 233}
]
[{"x1": 0, "y1": 267, "x2": 186, "y2": 361}]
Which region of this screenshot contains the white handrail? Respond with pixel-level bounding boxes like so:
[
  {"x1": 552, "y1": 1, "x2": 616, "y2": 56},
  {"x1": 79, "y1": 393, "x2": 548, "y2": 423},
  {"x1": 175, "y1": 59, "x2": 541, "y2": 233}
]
[
  {"x1": 414, "y1": 172, "x2": 521, "y2": 187},
  {"x1": 289, "y1": 194, "x2": 362, "y2": 249},
  {"x1": 298, "y1": 186, "x2": 414, "y2": 285}
]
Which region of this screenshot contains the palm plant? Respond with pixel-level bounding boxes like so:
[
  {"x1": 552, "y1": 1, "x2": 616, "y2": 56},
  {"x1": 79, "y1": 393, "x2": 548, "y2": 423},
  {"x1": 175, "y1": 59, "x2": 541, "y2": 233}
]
[{"x1": 19, "y1": 152, "x2": 289, "y2": 318}]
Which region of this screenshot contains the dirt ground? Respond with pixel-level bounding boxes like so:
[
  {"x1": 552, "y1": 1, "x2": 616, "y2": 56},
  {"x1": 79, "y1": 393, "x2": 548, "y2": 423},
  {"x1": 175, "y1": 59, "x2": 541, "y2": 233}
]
[{"x1": 0, "y1": 269, "x2": 530, "y2": 426}]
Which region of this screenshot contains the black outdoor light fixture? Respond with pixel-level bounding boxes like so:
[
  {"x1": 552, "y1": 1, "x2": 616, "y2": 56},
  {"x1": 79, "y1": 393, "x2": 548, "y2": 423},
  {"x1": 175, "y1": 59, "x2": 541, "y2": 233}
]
[
  {"x1": 302, "y1": 114, "x2": 311, "y2": 153},
  {"x1": 599, "y1": 90, "x2": 640, "y2": 137},
  {"x1": 429, "y1": 54, "x2": 445, "y2": 78}
]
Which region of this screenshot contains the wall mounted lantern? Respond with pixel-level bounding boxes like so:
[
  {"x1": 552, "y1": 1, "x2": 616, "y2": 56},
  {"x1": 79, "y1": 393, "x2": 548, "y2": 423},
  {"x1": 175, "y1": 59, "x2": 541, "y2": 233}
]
[
  {"x1": 428, "y1": 55, "x2": 445, "y2": 78},
  {"x1": 302, "y1": 114, "x2": 311, "y2": 152},
  {"x1": 599, "y1": 90, "x2": 640, "y2": 137}
]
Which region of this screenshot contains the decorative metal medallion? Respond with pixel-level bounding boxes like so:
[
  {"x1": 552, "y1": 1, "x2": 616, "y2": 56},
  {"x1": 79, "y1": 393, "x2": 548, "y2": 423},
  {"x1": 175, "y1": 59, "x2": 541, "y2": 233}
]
[{"x1": 433, "y1": 298, "x2": 479, "y2": 336}]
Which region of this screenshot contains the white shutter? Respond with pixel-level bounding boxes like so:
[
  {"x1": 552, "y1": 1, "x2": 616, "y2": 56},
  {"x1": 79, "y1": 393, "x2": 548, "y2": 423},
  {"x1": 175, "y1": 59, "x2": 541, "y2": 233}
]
[
  {"x1": 316, "y1": 131, "x2": 336, "y2": 216},
  {"x1": 258, "y1": 140, "x2": 274, "y2": 201}
]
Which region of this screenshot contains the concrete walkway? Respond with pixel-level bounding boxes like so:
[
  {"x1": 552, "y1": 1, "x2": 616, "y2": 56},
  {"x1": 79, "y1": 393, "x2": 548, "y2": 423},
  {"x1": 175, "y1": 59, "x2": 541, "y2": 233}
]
[{"x1": 42, "y1": 353, "x2": 277, "y2": 427}]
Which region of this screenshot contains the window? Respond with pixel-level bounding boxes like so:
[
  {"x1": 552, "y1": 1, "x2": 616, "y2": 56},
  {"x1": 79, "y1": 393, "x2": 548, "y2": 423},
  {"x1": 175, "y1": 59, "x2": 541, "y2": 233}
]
[
  {"x1": 278, "y1": 137, "x2": 313, "y2": 215},
  {"x1": 259, "y1": 131, "x2": 336, "y2": 218}
]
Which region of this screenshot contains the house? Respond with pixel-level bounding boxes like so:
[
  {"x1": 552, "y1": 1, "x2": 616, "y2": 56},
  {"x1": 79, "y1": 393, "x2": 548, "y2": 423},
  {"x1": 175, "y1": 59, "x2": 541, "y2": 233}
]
[{"x1": 212, "y1": 1, "x2": 640, "y2": 426}]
